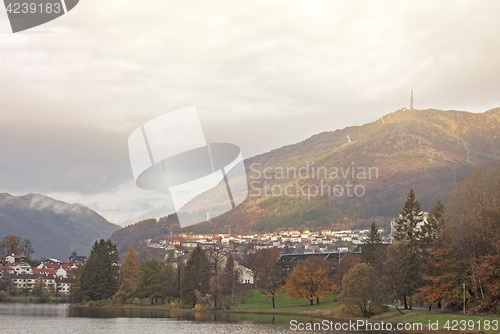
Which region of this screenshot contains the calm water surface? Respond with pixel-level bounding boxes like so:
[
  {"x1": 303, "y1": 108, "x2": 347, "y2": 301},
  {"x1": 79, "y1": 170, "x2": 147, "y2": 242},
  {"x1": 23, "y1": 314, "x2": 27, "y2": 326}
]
[{"x1": 0, "y1": 303, "x2": 315, "y2": 334}]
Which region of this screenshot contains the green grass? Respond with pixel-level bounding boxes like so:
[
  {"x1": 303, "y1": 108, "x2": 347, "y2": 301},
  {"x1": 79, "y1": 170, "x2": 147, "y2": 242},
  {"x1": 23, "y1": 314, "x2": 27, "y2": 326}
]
[
  {"x1": 232, "y1": 290, "x2": 339, "y2": 313},
  {"x1": 373, "y1": 309, "x2": 500, "y2": 333},
  {"x1": 3, "y1": 294, "x2": 65, "y2": 303},
  {"x1": 114, "y1": 290, "x2": 339, "y2": 314}
]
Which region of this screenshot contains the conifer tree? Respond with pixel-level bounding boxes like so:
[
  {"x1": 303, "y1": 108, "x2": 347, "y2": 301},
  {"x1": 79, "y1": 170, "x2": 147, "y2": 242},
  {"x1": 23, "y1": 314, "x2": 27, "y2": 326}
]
[
  {"x1": 392, "y1": 189, "x2": 426, "y2": 309},
  {"x1": 394, "y1": 189, "x2": 424, "y2": 243},
  {"x1": 135, "y1": 258, "x2": 172, "y2": 304},
  {"x1": 363, "y1": 222, "x2": 382, "y2": 265},
  {"x1": 181, "y1": 245, "x2": 211, "y2": 307},
  {"x1": 420, "y1": 199, "x2": 445, "y2": 249},
  {"x1": 79, "y1": 239, "x2": 119, "y2": 301}
]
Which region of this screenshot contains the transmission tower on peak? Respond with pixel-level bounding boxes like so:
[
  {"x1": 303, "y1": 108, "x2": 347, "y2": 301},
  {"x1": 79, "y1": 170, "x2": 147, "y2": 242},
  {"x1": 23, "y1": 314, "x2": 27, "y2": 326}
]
[{"x1": 410, "y1": 87, "x2": 414, "y2": 110}]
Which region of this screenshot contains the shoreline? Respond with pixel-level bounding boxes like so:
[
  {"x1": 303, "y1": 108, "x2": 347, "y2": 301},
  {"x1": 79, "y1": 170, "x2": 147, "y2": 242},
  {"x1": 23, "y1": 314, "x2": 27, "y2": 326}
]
[
  {"x1": 69, "y1": 302, "x2": 500, "y2": 333},
  {"x1": 3, "y1": 300, "x2": 499, "y2": 333}
]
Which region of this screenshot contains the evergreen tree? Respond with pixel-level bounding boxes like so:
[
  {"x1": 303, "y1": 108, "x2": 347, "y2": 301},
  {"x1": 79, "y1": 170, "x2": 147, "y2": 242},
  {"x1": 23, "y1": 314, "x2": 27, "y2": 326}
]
[
  {"x1": 394, "y1": 189, "x2": 425, "y2": 243},
  {"x1": 181, "y1": 245, "x2": 211, "y2": 307},
  {"x1": 363, "y1": 222, "x2": 383, "y2": 265},
  {"x1": 115, "y1": 246, "x2": 141, "y2": 304},
  {"x1": 392, "y1": 189, "x2": 426, "y2": 310},
  {"x1": 420, "y1": 199, "x2": 445, "y2": 249},
  {"x1": 135, "y1": 258, "x2": 171, "y2": 304},
  {"x1": 79, "y1": 239, "x2": 119, "y2": 301}
]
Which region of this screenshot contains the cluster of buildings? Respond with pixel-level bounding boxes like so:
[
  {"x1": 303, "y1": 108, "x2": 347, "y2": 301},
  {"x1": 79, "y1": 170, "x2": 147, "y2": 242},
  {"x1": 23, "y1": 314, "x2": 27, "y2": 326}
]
[
  {"x1": 147, "y1": 228, "x2": 387, "y2": 253},
  {"x1": 0, "y1": 254, "x2": 86, "y2": 294}
]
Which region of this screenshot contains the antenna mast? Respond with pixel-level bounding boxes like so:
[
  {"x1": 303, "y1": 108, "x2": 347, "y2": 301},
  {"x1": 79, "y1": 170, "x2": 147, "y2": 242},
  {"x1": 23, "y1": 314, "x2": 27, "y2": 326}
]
[{"x1": 410, "y1": 87, "x2": 414, "y2": 110}]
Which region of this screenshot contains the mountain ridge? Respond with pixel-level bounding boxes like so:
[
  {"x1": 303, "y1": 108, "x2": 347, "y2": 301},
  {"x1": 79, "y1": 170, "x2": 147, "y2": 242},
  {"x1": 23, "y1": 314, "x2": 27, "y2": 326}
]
[
  {"x1": 0, "y1": 193, "x2": 120, "y2": 259},
  {"x1": 111, "y1": 108, "x2": 500, "y2": 252}
]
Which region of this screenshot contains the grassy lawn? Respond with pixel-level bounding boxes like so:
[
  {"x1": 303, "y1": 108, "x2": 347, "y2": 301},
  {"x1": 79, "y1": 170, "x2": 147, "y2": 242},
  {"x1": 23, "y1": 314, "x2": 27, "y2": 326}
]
[
  {"x1": 231, "y1": 289, "x2": 339, "y2": 313},
  {"x1": 3, "y1": 294, "x2": 64, "y2": 303},
  {"x1": 373, "y1": 309, "x2": 500, "y2": 333}
]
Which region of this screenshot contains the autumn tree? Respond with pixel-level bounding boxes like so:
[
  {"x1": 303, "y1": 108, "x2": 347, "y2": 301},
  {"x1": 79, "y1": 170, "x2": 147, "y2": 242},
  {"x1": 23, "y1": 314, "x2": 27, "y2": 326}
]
[
  {"x1": 340, "y1": 263, "x2": 381, "y2": 318},
  {"x1": 21, "y1": 239, "x2": 35, "y2": 258},
  {"x1": 68, "y1": 266, "x2": 83, "y2": 303},
  {"x1": 418, "y1": 163, "x2": 500, "y2": 313},
  {"x1": 115, "y1": 246, "x2": 141, "y2": 304},
  {"x1": 443, "y1": 164, "x2": 500, "y2": 306},
  {"x1": 181, "y1": 245, "x2": 211, "y2": 307},
  {"x1": 219, "y1": 253, "x2": 240, "y2": 309},
  {"x1": 381, "y1": 243, "x2": 411, "y2": 309},
  {"x1": 286, "y1": 257, "x2": 334, "y2": 305},
  {"x1": 239, "y1": 248, "x2": 282, "y2": 289},
  {"x1": 207, "y1": 245, "x2": 224, "y2": 310},
  {"x1": 477, "y1": 241, "x2": 500, "y2": 312},
  {"x1": 419, "y1": 247, "x2": 464, "y2": 310},
  {"x1": 79, "y1": 239, "x2": 119, "y2": 301},
  {"x1": 333, "y1": 252, "x2": 361, "y2": 292},
  {"x1": 257, "y1": 251, "x2": 286, "y2": 308},
  {"x1": 32, "y1": 277, "x2": 47, "y2": 297}
]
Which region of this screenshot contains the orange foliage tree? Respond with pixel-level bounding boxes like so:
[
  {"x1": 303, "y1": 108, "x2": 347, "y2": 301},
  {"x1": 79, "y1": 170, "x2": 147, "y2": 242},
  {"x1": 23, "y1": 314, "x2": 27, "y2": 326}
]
[
  {"x1": 477, "y1": 241, "x2": 500, "y2": 312},
  {"x1": 419, "y1": 247, "x2": 464, "y2": 308},
  {"x1": 286, "y1": 257, "x2": 334, "y2": 305}
]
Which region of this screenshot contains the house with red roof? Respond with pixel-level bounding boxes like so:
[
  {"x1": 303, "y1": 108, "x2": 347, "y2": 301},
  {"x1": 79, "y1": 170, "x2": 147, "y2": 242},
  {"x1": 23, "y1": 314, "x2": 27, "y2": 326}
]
[{"x1": 32, "y1": 268, "x2": 56, "y2": 276}]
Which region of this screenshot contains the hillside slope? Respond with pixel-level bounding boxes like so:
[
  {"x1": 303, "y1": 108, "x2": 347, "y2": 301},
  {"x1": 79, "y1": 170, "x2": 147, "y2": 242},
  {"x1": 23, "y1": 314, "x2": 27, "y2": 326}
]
[
  {"x1": 111, "y1": 108, "x2": 500, "y2": 249},
  {"x1": 0, "y1": 193, "x2": 120, "y2": 259}
]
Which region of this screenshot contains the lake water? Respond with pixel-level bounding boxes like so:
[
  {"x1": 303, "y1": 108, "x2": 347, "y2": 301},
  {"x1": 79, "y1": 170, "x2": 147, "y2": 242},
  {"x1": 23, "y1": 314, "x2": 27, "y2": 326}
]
[
  {"x1": 0, "y1": 303, "x2": 315, "y2": 334},
  {"x1": 0, "y1": 303, "x2": 406, "y2": 334}
]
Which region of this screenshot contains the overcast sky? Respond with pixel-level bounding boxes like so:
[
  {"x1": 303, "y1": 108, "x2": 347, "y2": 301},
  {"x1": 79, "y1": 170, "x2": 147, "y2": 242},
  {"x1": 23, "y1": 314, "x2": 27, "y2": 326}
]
[{"x1": 1, "y1": 0, "x2": 500, "y2": 226}]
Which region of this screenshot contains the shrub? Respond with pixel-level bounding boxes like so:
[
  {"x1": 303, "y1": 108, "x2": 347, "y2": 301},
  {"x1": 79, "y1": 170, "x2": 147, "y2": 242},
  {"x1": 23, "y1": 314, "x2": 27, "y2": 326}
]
[
  {"x1": 168, "y1": 299, "x2": 182, "y2": 310},
  {"x1": 0, "y1": 291, "x2": 12, "y2": 302}
]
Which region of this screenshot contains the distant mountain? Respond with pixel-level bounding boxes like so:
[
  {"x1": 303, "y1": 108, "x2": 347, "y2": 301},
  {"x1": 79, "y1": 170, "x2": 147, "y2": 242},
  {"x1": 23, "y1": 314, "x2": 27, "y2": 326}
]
[
  {"x1": 0, "y1": 193, "x2": 120, "y2": 259},
  {"x1": 111, "y1": 108, "x2": 500, "y2": 250}
]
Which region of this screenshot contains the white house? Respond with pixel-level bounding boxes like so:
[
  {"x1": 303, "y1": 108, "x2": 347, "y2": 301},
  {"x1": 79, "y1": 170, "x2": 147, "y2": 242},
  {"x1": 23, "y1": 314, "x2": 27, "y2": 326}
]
[
  {"x1": 5, "y1": 254, "x2": 26, "y2": 263},
  {"x1": 56, "y1": 267, "x2": 67, "y2": 278},
  {"x1": 235, "y1": 262, "x2": 254, "y2": 285}
]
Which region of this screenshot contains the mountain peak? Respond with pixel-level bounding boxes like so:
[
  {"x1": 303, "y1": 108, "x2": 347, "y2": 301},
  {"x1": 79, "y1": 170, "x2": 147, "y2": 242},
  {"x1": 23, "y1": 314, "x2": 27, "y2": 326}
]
[{"x1": 0, "y1": 193, "x2": 120, "y2": 259}]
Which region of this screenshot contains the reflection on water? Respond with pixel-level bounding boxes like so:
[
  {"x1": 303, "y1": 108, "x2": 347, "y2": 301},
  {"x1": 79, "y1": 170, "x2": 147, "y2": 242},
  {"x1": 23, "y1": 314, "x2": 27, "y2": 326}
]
[
  {"x1": 0, "y1": 303, "x2": 404, "y2": 334},
  {"x1": 68, "y1": 305, "x2": 310, "y2": 324},
  {"x1": 0, "y1": 303, "x2": 303, "y2": 334},
  {"x1": 0, "y1": 302, "x2": 70, "y2": 318}
]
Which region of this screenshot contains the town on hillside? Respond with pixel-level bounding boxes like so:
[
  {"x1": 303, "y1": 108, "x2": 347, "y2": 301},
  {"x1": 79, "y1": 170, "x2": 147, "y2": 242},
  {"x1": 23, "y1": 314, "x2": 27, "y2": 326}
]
[{"x1": 146, "y1": 227, "x2": 389, "y2": 255}]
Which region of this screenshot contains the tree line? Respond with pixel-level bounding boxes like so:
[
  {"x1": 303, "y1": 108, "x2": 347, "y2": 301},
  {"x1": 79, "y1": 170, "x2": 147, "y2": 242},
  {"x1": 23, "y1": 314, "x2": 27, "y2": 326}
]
[
  {"x1": 338, "y1": 163, "x2": 500, "y2": 317},
  {"x1": 0, "y1": 235, "x2": 34, "y2": 258},
  {"x1": 70, "y1": 240, "x2": 338, "y2": 309},
  {"x1": 69, "y1": 163, "x2": 500, "y2": 315}
]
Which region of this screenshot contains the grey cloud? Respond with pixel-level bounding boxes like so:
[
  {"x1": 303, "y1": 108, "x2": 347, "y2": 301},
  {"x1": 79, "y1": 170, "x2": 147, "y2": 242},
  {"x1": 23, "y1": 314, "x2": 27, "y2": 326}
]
[{"x1": 1, "y1": 0, "x2": 500, "y2": 225}]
